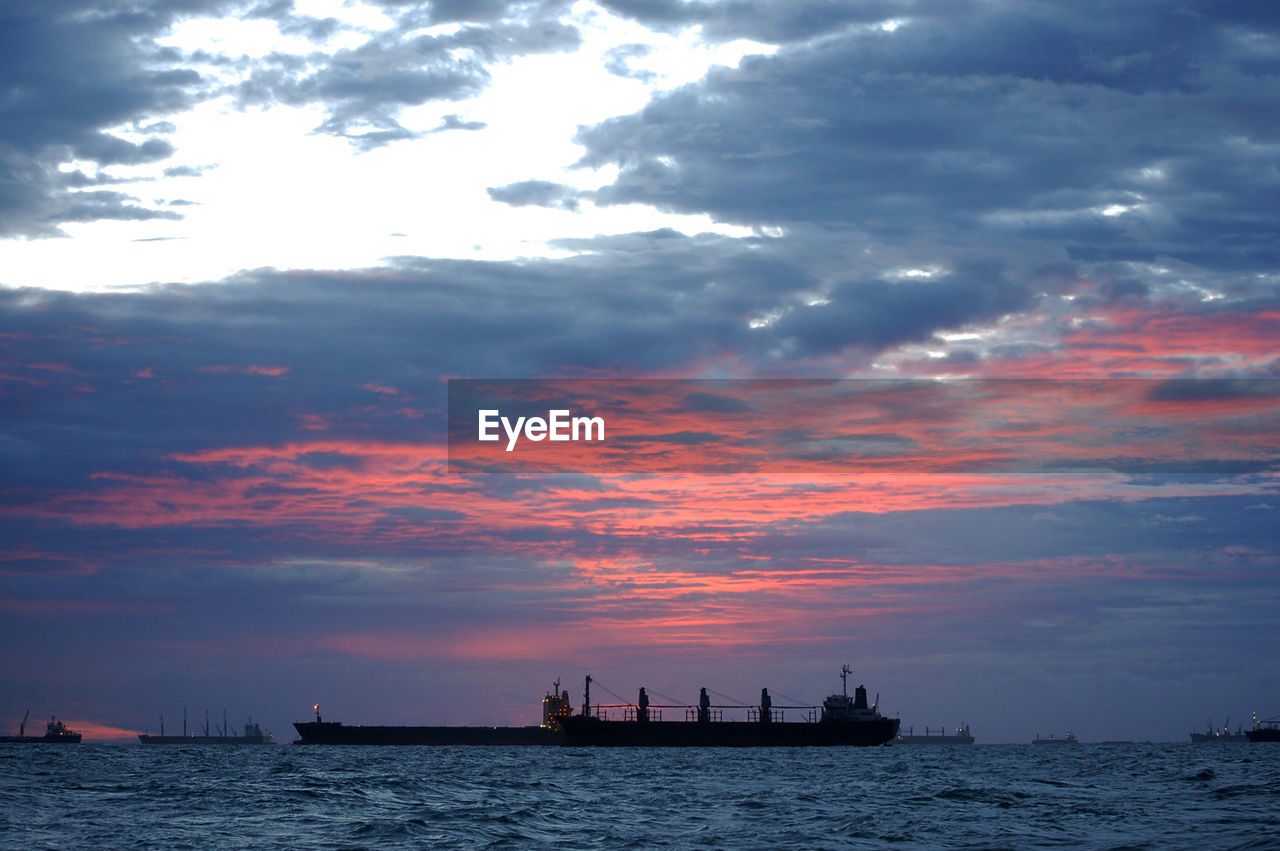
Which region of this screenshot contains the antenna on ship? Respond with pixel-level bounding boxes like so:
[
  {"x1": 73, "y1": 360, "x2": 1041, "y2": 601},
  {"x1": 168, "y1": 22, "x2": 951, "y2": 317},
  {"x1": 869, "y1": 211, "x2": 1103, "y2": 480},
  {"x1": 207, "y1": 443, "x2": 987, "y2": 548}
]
[{"x1": 841, "y1": 664, "x2": 851, "y2": 697}]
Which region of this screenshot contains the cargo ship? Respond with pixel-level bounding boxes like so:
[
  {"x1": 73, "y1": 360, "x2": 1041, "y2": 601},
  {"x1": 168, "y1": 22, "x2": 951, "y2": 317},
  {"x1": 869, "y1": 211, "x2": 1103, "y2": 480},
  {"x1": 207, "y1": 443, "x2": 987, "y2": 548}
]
[
  {"x1": 896, "y1": 723, "x2": 974, "y2": 744},
  {"x1": 1033, "y1": 731, "x2": 1079, "y2": 744},
  {"x1": 0, "y1": 712, "x2": 82, "y2": 744},
  {"x1": 557, "y1": 665, "x2": 899, "y2": 747},
  {"x1": 291, "y1": 681, "x2": 572, "y2": 745},
  {"x1": 1189, "y1": 717, "x2": 1248, "y2": 743},
  {"x1": 138, "y1": 708, "x2": 274, "y2": 744}
]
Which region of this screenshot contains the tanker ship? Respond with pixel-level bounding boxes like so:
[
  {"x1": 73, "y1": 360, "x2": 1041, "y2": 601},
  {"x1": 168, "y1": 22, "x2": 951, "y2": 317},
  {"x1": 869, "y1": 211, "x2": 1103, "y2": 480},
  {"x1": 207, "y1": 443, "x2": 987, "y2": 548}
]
[{"x1": 292, "y1": 681, "x2": 571, "y2": 745}]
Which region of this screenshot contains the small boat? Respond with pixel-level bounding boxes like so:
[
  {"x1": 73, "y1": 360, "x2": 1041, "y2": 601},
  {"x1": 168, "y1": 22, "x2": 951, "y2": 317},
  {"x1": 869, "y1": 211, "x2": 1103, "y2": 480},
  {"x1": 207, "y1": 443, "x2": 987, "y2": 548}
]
[
  {"x1": 1033, "y1": 731, "x2": 1079, "y2": 744},
  {"x1": 0, "y1": 712, "x2": 82, "y2": 744}
]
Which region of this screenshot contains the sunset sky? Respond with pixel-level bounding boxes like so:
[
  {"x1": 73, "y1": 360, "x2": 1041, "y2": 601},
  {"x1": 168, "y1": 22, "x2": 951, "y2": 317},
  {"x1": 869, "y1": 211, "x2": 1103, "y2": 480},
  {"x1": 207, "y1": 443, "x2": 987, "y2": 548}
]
[{"x1": 2, "y1": 0, "x2": 1278, "y2": 744}]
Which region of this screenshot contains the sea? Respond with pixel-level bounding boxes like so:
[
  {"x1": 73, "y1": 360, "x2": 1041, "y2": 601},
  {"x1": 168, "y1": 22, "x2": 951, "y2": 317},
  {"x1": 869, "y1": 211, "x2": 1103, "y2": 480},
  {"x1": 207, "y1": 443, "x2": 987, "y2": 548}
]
[{"x1": 2, "y1": 743, "x2": 1278, "y2": 849}]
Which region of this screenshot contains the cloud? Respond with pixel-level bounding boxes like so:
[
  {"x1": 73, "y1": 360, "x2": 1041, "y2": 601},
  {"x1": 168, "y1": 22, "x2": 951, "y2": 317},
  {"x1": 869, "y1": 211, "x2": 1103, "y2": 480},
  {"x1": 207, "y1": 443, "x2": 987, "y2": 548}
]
[
  {"x1": 386, "y1": 0, "x2": 567, "y2": 26},
  {"x1": 236, "y1": 42, "x2": 491, "y2": 149},
  {"x1": 488, "y1": 179, "x2": 581, "y2": 210},
  {"x1": 53, "y1": 191, "x2": 185, "y2": 224},
  {"x1": 596, "y1": 0, "x2": 920, "y2": 43},
  {"x1": 603, "y1": 43, "x2": 657, "y2": 82},
  {"x1": 771, "y1": 260, "x2": 1031, "y2": 357},
  {"x1": 430, "y1": 114, "x2": 488, "y2": 134},
  {"x1": 0, "y1": 0, "x2": 584, "y2": 235},
  {"x1": 0, "y1": 1, "x2": 221, "y2": 236},
  {"x1": 236, "y1": 12, "x2": 580, "y2": 149},
  {"x1": 3, "y1": 0, "x2": 1280, "y2": 741},
  {"x1": 577, "y1": 3, "x2": 1280, "y2": 276}
]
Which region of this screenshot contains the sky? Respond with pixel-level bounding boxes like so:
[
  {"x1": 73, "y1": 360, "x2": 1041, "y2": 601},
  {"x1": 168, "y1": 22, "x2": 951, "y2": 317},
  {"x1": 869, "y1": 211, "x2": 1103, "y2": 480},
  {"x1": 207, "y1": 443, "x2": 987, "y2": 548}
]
[{"x1": 1, "y1": 0, "x2": 1278, "y2": 744}]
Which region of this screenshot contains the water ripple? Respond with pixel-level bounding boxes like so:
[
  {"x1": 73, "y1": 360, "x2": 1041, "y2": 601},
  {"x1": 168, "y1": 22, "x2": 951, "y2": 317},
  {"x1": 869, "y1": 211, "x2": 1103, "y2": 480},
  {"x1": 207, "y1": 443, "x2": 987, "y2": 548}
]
[{"x1": 1, "y1": 743, "x2": 1278, "y2": 848}]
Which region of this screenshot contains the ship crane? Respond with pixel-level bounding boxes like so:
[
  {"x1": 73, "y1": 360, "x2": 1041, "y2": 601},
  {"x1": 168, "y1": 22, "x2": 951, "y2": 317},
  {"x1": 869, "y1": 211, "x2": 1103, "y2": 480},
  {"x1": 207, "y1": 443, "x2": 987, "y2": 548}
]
[{"x1": 19, "y1": 709, "x2": 29, "y2": 738}]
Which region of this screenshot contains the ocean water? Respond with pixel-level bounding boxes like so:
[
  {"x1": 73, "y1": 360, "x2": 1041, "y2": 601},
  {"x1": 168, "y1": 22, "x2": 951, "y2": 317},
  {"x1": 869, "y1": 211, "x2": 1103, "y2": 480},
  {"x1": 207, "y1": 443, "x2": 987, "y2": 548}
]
[{"x1": 2, "y1": 743, "x2": 1278, "y2": 849}]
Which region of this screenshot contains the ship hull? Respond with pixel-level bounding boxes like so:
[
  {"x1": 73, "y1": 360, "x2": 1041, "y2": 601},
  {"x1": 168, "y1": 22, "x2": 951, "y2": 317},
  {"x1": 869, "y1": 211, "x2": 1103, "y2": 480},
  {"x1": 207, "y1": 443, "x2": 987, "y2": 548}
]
[
  {"x1": 1246, "y1": 727, "x2": 1280, "y2": 743},
  {"x1": 0, "y1": 734, "x2": 81, "y2": 744},
  {"x1": 1189, "y1": 733, "x2": 1247, "y2": 743},
  {"x1": 292, "y1": 721, "x2": 563, "y2": 746},
  {"x1": 558, "y1": 717, "x2": 899, "y2": 747}
]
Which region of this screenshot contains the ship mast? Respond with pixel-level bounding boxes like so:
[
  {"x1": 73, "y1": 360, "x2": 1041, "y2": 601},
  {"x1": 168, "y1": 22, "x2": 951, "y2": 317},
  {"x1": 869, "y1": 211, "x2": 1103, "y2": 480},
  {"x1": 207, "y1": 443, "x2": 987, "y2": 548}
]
[{"x1": 841, "y1": 664, "x2": 851, "y2": 697}]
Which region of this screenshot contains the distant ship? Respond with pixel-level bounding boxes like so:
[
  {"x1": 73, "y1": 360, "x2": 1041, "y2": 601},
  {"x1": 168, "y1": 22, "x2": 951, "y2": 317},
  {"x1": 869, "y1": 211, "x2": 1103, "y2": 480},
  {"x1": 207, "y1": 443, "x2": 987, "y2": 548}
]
[
  {"x1": 292, "y1": 682, "x2": 572, "y2": 745},
  {"x1": 1033, "y1": 731, "x2": 1079, "y2": 744},
  {"x1": 557, "y1": 665, "x2": 899, "y2": 747},
  {"x1": 1245, "y1": 715, "x2": 1280, "y2": 743},
  {"x1": 896, "y1": 723, "x2": 974, "y2": 744},
  {"x1": 138, "y1": 708, "x2": 274, "y2": 744},
  {"x1": 0, "y1": 712, "x2": 81, "y2": 744},
  {"x1": 1189, "y1": 717, "x2": 1248, "y2": 743}
]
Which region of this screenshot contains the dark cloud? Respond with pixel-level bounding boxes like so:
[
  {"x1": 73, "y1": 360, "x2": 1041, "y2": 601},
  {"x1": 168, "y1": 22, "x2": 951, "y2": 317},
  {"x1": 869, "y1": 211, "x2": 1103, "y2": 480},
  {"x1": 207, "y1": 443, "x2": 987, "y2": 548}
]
[
  {"x1": 0, "y1": 237, "x2": 1060, "y2": 501},
  {"x1": 71, "y1": 136, "x2": 177, "y2": 167},
  {"x1": 773, "y1": 260, "x2": 1030, "y2": 357},
  {"x1": 578, "y1": 2, "x2": 1280, "y2": 274},
  {"x1": 415, "y1": 0, "x2": 549, "y2": 24},
  {"x1": 53, "y1": 191, "x2": 185, "y2": 224},
  {"x1": 60, "y1": 171, "x2": 135, "y2": 189},
  {"x1": 1146, "y1": 377, "x2": 1280, "y2": 404},
  {"x1": 0, "y1": 1, "x2": 226, "y2": 236}
]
